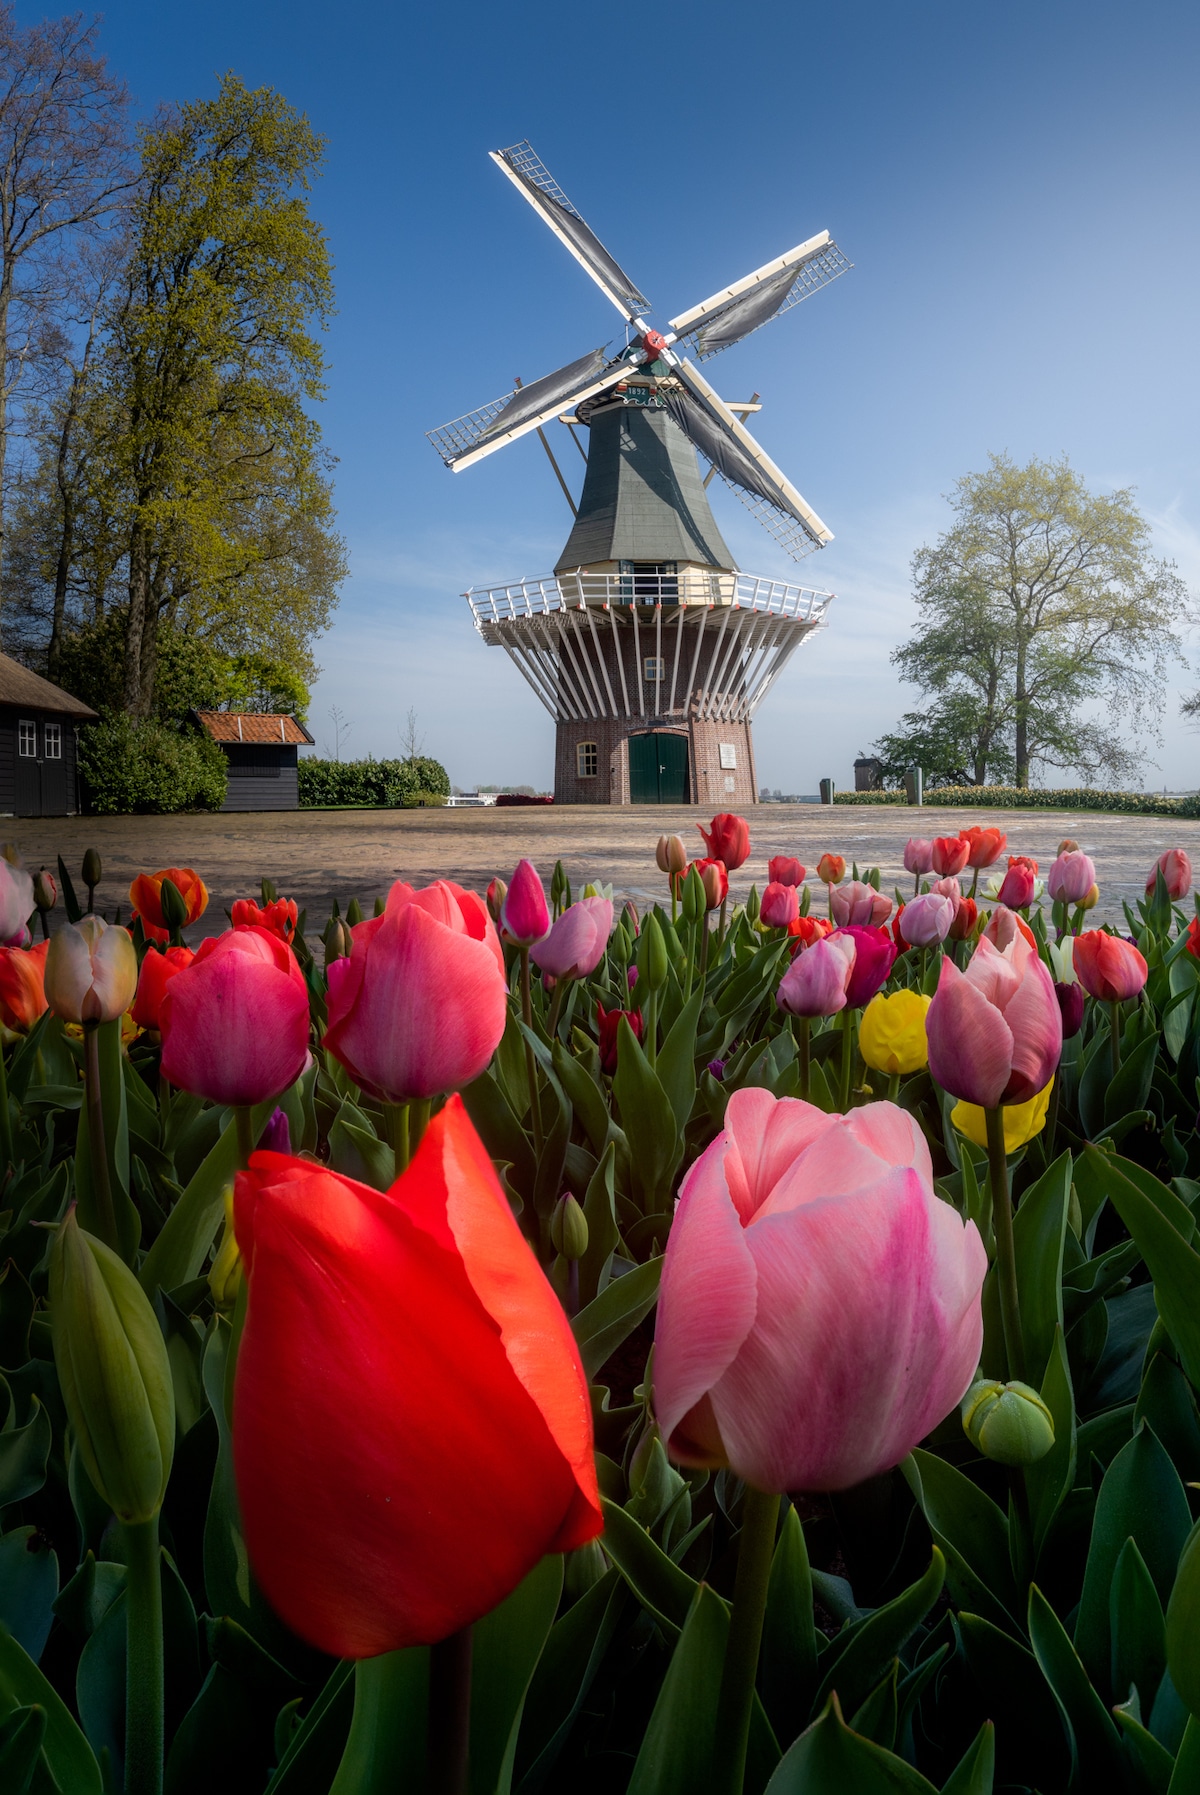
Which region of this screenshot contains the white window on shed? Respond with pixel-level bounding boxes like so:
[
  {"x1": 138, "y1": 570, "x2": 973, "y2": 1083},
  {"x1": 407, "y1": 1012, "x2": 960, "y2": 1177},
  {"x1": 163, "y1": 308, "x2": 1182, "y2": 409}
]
[
  {"x1": 18, "y1": 720, "x2": 35, "y2": 757},
  {"x1": 44, "y1": 723, "x2": 62, "y2": 759}
]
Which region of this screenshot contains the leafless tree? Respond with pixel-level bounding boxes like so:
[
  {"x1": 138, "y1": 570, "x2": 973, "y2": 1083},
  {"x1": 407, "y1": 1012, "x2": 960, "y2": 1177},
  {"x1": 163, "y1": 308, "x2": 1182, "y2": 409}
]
[
  {"x1": 328, "y1": 703, "x2": 350, "y2": 762},
  {"x1": 399, "y1": 706, "x2": 424, "y2": 761}
]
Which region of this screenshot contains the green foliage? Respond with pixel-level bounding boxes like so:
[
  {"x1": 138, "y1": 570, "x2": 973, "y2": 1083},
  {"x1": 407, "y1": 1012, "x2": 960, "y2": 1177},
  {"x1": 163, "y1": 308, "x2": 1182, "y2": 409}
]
[
  {"x1": 55, "y1": 610, "x2": 310, "y2": 722},
  {"x1": 297, "y1": 756, "x2": 450, "y2": 808},
  {"x1": 832, "y1": 785, "x2": 1200, "y2": 815},
  {"x1": 78, "y1": 713, "x2": 227, "y2": 813}
]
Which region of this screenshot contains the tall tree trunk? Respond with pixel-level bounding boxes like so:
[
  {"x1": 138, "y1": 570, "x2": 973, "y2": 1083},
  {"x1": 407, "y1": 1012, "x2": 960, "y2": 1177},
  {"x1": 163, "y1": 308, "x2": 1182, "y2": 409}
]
[
  {"x1": 1014, "y1": 634, "x2": 1028, "y2": 788},
  {"x1": 47, "y1": 379, "x2": 82, "y2": 682},
  {"x1": 0, "y1": 265, "x2": 11, "y2": 647},
  {"x1": 138, "y1": 563, "x2": 166, "y2": 718},
  {"x1": 125, "y1": 521, "x2": 149, "y2": 715}
]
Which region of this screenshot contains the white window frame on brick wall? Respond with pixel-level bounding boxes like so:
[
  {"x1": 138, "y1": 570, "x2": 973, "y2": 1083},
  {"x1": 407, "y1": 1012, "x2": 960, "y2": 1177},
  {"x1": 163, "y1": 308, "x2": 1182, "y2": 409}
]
[
  {"x1": 44, "y1": 722, "x2": 62, "y2": 759},
  {"x1": 17, "y1": 720, "x2": 35, "y2": 757},
  {"x1": 644, "y1": 655, "x2": 665, "y2": 684},
  {"x1": 576, "y1": 740, "x2": 599, "y2": 778}
]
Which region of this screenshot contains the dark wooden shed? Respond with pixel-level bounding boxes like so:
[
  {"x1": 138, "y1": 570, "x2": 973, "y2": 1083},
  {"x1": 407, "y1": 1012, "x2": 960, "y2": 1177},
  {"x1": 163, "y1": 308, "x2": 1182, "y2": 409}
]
[
  {"x1": 192, "y1": 712, "x2": 315, "y2": 811},
  {"x1": 0, "y1": 655, "x2": 96, "y2": 816}
]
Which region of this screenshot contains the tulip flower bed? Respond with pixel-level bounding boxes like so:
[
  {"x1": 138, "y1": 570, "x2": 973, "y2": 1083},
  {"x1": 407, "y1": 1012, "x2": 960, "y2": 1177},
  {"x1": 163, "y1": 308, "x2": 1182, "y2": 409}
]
[{"x1": 4, "y1": 824, "x2": 1200, "y2": 1794}]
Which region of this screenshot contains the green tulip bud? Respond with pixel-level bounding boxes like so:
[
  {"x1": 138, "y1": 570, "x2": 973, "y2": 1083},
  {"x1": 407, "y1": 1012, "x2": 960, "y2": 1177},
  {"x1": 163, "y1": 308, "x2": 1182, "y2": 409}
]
[
  {"x1": 50, "y1": 1209, "x2": 175, "y2": 1523},
  {"x1": 157, "y1": 877, "x2": 189, "y2": 933},
  {"x1": 1166, "y1": 1520, "x2": 1200, "y2": 1717},
  {"x1": 32, "y1": 869, "x2": 56, "y2": 913},
  {"x1": 609, "y1": 920, "x2": 630, "y2": 970},
  {"x1": 682, "y1": 864, "x2": 706, "y2": 925},
  {"x1": 745, "y1": 883, "x2": 760, "y2": 925},
  {"x1": 345, "y1": 897, "x2": 363, "y2": 927},
  {"x1": 639, "y1": 913, "x2": 669, "y2": 992},
  {"x1": 628, "y1": 1431, "x2": 686, "y2": 1527},
  {"x1": 961, "y1": 1377, "x2": 1055, "y2": 1466},
  {"x1": 564, "y1": 1537, "x2": 608, "y2": 1601},
  {"x1": 81, "y1": 848, "x2": 103, "y2": 900},
  {"x1": 550, "y1": 1193, "x2": 589, "y2": 1262},
  {"x1": 323, "y1": 916, "x2": 353, "y2": 966}
]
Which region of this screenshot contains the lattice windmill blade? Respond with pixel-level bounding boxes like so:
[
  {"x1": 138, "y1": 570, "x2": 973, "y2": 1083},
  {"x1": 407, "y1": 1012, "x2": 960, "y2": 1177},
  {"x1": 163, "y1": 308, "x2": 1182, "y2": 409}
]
[
  {"x1": 427, "y1": 348, "x2": 631, "y2": 471},
  {"x1": 668, "y1": 233, "x2": 852, "y2": 361},
  {"x1": 665, "y1": 358, "x2": 832, "y2": 559},
  {"x1": 490, "y1": 141, "x2": 650, "y2": 321}
]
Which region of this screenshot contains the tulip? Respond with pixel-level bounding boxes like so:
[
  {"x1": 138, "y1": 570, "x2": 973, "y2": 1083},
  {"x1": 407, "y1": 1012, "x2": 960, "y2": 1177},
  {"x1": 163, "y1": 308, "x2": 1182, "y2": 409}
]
[
  {"x1": 959, "y1": 826, "x2": 1007, "y2": 870},
  {"x1": 858, "y1": 989, "x2": 930, "y2": 1077},
  {"x1": 0, "y1": 939, "x2": 48, "y2": 1032},
  {"x1": 816, "y1": 853, "x2": 845, "y2": 886},
  {"x1": 698, "y1": 813, "x2": 750, "y2": 871},
  {"x1": 961, "y1": 1377, "x2": 1055, "y2": 1465},
  {"x1": 45, "y1": 916, "x2": 138, "y2": 1026},
  {"x1": 657, "y1": 834, "x2": 688, "y2": 877},
  {"x1": 931, "y1": 836, "x2": 970, "y2": 878},
  {"x1": 1072, "y1": 930, "x2": 1148, "y2": 1003},
  {"x1": 500, "y1": 859, "x2": 550, "y2": 946},
  {"x1": 1148, "y1": 849, "x2": 1192, "y2": 901},
  {"x1": 532, "y1": 896, "x2": 613, "y2": 980},
  {"x1": 904, "y1": 838, "x2": 934, "y2": 877},
  {"x1": 232, "y1": 1098, "x2": 603, "y2": 1656},
  {"x1": 926, "y1": 932, "x2": 1062, "y2": 1110},
  {"x1": 931, "y1": 875, "x2": 961, "y2": 904},
  {"x1": 838, "y1": 924, "x2": 898, "y2": 1007},
  {"x1": 948, "y1": 896, "x2": 979, "y2": 942},
  {"x1": 128, "y1": 867, "x2": 208, "y2": 944},
  {"x1": 325, "y1": 881, "x2": 505, "y2": 1107},
  {"x1": 787, "y1": 913, "x2": 833, "y2": 948},
  {"x1": 486, "y1": 876, "x2": 506, "y2": 922},
  {"x1": 759, "y1": 882, "x2": 799, "y2": 930},
  {"x1": 131, "y1": 944, "x2": 195, "y2": 1033},
  {"x1": 768, "y1": 856, "x2": 806, "y2": 888},
  {"x1": 831, "y1": 879, "x2": 892, "y2": 928},
  {"x1": 1080, "y1": 882, "x2": 1099, "y2": 910},
  {"x1": 981, "y1": 905, "x2": 1038, "y2": 955},
  {"x1": 597, "y1": 1001, "x2": 643, "y2": 1074},
  {"x1": 695, "y1": 857, "x2": 728, "y2": 909},
  {"x1": 951, "y1": 1077, "x2": 1054, "y2": 1152},
  {"x1": 1187, "y1": 918, "x2": 1200, "y2": 962},
  {"x1": 1057, "y1": 838, "x2": 1079, "y2": 855},
  {"x1": 653, "y1": 1087, "x2": 986, "y2": 1492},
  {"x1": 1047, "y1": 850, "x2": 1096, "y2": 906},
  {"x1": 0, "y1": 857, "x2": 32, "y2": 946},
  {"x1": 160, "y1": 927, "x2": 311, "y2": 1108},
  {"x1": 32, "y1": 869, "x2": 55, "y2": 937},
  {"x1": 1055, "y1": 982, "x2": 1085, "y2": 1037},
  {"x1": 776, "y1": 932, "x2": 856, "y2": 1018},
  {"x1": 996, "y1": 862, "x2": 1036, "y2": 909},
  {"x1": 231, "y1": 896, "x2": 299, "y2": 941},
  {"x1": 899, "y1": 892, "x2": 956, "y2": 948}
]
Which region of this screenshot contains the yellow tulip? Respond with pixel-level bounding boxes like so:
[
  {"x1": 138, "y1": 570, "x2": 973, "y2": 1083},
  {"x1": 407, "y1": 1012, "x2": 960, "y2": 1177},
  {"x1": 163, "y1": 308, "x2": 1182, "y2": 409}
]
[
  {"x1": 952, "y1": 1078, "x2": 1054, "y2": 1153},
  {"x1": 858, "y1": 989, "x2": 931, "y2": 1076}
]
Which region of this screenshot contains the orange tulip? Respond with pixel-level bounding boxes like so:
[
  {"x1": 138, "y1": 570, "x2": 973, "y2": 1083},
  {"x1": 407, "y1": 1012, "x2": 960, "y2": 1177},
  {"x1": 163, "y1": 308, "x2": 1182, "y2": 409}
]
[
  {"x1": 0, "y1": 939, "x2": 48, "y2": 1031},
  {"x1": 129, "y1": 868, "x2": 209, "y2": 944}
]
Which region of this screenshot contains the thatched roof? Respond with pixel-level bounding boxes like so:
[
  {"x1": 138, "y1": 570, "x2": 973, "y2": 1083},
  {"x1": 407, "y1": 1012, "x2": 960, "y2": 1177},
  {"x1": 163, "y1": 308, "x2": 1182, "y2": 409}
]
[
  {"x1": 0, "y1": 655, "x2": 97, "y2": 718},
  {"x1": 193, "y1": 711, "x2": 314, "y2": 746}
]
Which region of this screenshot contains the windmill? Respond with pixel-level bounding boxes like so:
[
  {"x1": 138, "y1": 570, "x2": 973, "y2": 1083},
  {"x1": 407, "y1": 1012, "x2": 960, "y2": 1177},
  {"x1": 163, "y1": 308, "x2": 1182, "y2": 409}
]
[{"x1": 427, "y1": 141, "x2": 851, "y2": 807}]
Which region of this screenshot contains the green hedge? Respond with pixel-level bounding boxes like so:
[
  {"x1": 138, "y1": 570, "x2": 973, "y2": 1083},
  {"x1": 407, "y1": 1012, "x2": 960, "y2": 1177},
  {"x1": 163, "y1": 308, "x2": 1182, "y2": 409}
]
[
  {"x1": 298, "y1": 755, "x2": 450, "y2": 809},
  {"x1": 832, "y1": 785, "x2": 1200, "y2": 817},
  {"x1": 79, "y1": 714, "x2": 228, "y2": 814}
]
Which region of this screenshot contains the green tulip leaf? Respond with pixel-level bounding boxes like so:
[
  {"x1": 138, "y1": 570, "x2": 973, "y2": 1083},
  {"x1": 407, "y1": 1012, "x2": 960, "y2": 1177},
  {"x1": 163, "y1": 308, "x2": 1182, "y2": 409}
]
[
  {"x1": 939, "y1": 1721, "x2": 996, "y2": 1794},
  {"x1": 1028, "y1": 1584, "x2": 1124, "y2": 1783},
  {"x1": 263, "y1": 1662, "x2": 354, "y2": 1794},
  {"x1": 0, "y1": 1702, "x2": 46, "y2": 1795},
  {"x1": 0, "y1": 1529, "x2": 57, "y2": 1664},
  {"x1": 957, "y1": 1613, "x2": 1069, "y2": 1787},
  {"x1": 1111, "y1": 1536, "x2": 1167, "y2": 1713},
  {"x1": 139, "y1": 1099, "x2": 275, "y2": 1297},
  {"x1": 0, "y1": 1624, "x2": 101, "y2": 1794},
  {"x1": 848, "y1": 1661, "x2": 898, "y2": 1751},
  {"x1": 579, "y1": 1141, "x2": 620, "y2": 1307},
  {"x1": 514, "y1": 1571, "x2": 626, "y2": 1794},
  {"x1": 655, "y1": 988, "x2": 703, "y2": 1136},
  {"x1": 327, "y1": 1105, "x2": 395, "y2": 1191},
  {"x1": 1113, "y1": 1695, "x2": 1175, "y2": 1793},
  {"x1": 1081, "y1": 1146, "x2": 1200, "y2": 1388},
  {"x1": 1169, "y1": 1716, "x2": 1200, "y2": 1792},
  {"x1": 763, "y1": 1692, "x2": 939, "y2": 1793},
  {"x1": 809, "y1": 1549, "x2": 945, "y2": 1724},
  {"x1": 599, "y1": 1496, "x2": 708, "y2": 1637},
  {"x1": 166, "y1": 1616, "x2": 301, "y2": 1795},
  {"x1": 1105, "y1": 1032, "x2": 1160, "y2": 1127},
  {"x1": 74, "y1": 1016, "x2": 138, "y2": 1261},
  {"x1": 1166, "y1": 1520, "x2": 1200, "y2": 1718},
  {"x1": 1011, "y1": 1150, "x2": 1071, "y2": 1388},
  {"x1": 902, "y1": 1452, "x2": 1018, "y2": 1628},
  {"x1": 613, "y1": 1019, "x2": 680, "y2": 1215},
  {"x1": 470, "y1": 1552, "x2": 563, "y2": 1795},
  {"x1": 1137, "y1": 1354, "x2": 1200, "y2": 1484},
  {"x1": 760, "y1": 1506, "x2": 818, "y2": 1746},
  {"x1": 1025, "y1": 1328, "x2": 1077, "y2": 1563},
  {"x1": 572, "y1": 1257, "x2": 661, "y2": 1383},
  {"x1": 0, "y1": 1390, "x2": 51, "y2": 1508}
]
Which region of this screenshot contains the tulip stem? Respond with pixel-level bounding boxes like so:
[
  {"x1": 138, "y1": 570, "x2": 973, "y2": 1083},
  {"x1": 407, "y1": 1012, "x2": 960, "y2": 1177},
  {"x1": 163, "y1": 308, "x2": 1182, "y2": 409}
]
[
  {"x1": 984, "y1": 1106, "x2": 1026, "y2": 1384},
  {"x1": 698, "y1": 917, "x2": 710, "y2": 994},
  {"x1": 1110, "y1": 1000, "x2": 1121, "y2": 1081},
  {"x1": 838, "y1": 1009, "x2": 853, "y2": 1112},
  {"x1": 887, "y1": 1073, "x2": 901, "y2": 1103},
  {"x1": 123, "y1": 1514, "x2": 164, "y2": 1795},
  {"x1": 718, "y1": 894, "x2": 728, "y2": 948},
  {"x1": 0, "y1": 1037, "x2": 12, "y2": 1186},
  {"x1": 234, "y1": 1104, "x2": 256, "y2": 1171},
  {"x1": 714, "y1": 1485, "x2": 780, "y2": 1795},
  {"x1": 428, "y1": 1624, "x2": 473, "y2": 1795},
  {"x1": 645, "y1": 988, "x2": 658, "y2": 1069},
  {"x1": 82, "y1": 1022, "x2": 117, "y2": 1252},
  {"x1": 385, "y1": 1102, "x2": 411, "y2": 1171},
  {"x1": 796, "y1": 1016, "x2": 810, "y2": 1100},
  {"x1": 547, "y1": 977, "x2": 567, "y2": 1043},
  {"x1": 518, "y1": 948, "x2": 544, "y2": 1158}
]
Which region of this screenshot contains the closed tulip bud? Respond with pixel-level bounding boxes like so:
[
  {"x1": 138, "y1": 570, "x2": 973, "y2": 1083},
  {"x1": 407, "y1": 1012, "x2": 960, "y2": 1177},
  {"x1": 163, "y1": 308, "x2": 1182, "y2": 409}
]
[
  {"x1": 1081, "y1": 883, "x2": 1099, "y2": 910},
  {"x1": 158, "y1": 877, "x2": 188, "y2": 934},
  {"x1": 50, "y1": 1209, "x2": 175, "y2": 1523},
  {"x1": 1058, "y1": 839, "x2": 1079, "y2": 855},
  {"x1": 776, "y1": 931, "x2": 856, "y2": 1018},
  {"x1": 859, "y1": 989, "x2": 931, "y2": 1075},
  {"x1": 1047, "y1": 850, "x2": 1096, "y2": 905},
  {"x1": 551, "y1": 1192, "x2": 589, "y2": 1261},
  {"x1": 832, "y1": 879, "x2": 893, "y2": 928},
  {"x1": 1055, "y1": 981, "x2": 1085, "y2": 1038},
  {"x1": 949, "y1": 896, "x2": 979, "y2": 941},
  {"x1": 898, "y1": 892, "x2": 955, "y2": 948},
  {"x1": 817, "y1": 854, "x2": 845, "y2": 886},
  {"x1": 45, "y1": 916, "x2": 138, "y2": 1026},
  {"x1": 596, "y1": 1001, "x2": 643, "y2": 1074},
  {"x1": 129, "y1": 867, "x2": 208, "y2": 945},
  {"x1": 959, "y1": 826, "x2": 1007, "y2": 870},
  {"x1": 501, "y1": 859, "x2": 550, "y2": 946},
  {"x1": 961, "y1": 1378, "x2": 1055, "y2": 1465},
  {"x1": 759, "y1": 881, "x2": 799, "y2": 929},
  {"x1": 657, "y1": 834, "x2": 687, "y2": 877},
  {"x1": 533, "y1": 897, "x2": 613, "y2": 981},
  {"x1": 996, "y1": 862, "x2": 1036, "y2": 909},
  {"x1": 695, "y1": 859, "x2": 728, "y2": 910},
  {"x1": 81, "y1": 848, "x2": 103, "y2": 891},
  {"x1": 638, "y1": 911, "x2": 669, "y2": 990},
  {"x1": 927, "y1": 930, "x2": 1062, "y2": 1109},
  {"x1": 1148, "y1": 849, "x2": 1192, "y2": 902},
  {"x1": 32, "y1": 869, "x2": 55, "y2": 913},
  {"x1": 698, "y1": 812, "x2": 750, "y2": 871},
  {"x1": 681, "y1": 865, "x2": 706, "y2": 923},
  {"x1": 745, "y1": 884, "x2": 761, "y2": 925},
  {"x1": 768, "y1": 856, "x2": 806, "y2": 887},
  {"x1": 903, "y1": 839, "x2": 934, "y2": 877},
  {"x1": 323, "y1": 916, "x2": 353, "y2": 966},
  {"x1": 486, "y1": 876, "x2": 507, "y2": 922},
  {"x1": 931, "y1": 836, "x2": 970, "y2": 878},
  {"x1": 1073, "y1": 930, "x2": 1148, "y2": 1003},
  {"x1": 564, "y1": 1538, "x2": 608, "y2": 1601}
]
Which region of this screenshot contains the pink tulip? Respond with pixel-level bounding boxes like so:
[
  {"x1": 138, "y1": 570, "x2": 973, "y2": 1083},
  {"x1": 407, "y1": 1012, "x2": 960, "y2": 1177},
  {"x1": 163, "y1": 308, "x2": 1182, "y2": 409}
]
[
  {"x1": 898, "y1": 892, "x2": 956, "y2": 948},
  {"x1": 160, "y1": 927, "x2": 311, "y2": 1106},
  {"x1": 996, "y1": 862, "x2": 1036, "y2": 909},
  {"x1": 0, "y1": 858, "x2": 32, "y2": 947},
  {"x1": 1048, "y1": 850, "x2": 1096, "y2": 905},
  {"x1": 830, "y1": 880, "x2": 893, "y2": 928},
  {"x1": 926, "y1": 930, "x2": 1062, "y2": 1109},
  {"x1": 776, "y1": 932, "x2": 856, "y2": 1018},
  {"x1": 325, "y1": 881, "x2": 506, "y2": 1105},
  {"x1": 838, "y1": 925, "x2": 897, "y2": 1007},
  {"x1": 532, "y1": 896, "x2": 613, "y2": 979},
  {"x1": 500, "y1": 860, "x2": 550, "y2": 946},
  {"x1": 653, "y1": 1088, "x2": 986, "y2": 1491},
  {"x1": 903, "y1": 839, "x2": 934, "y2": 877},
  {"x1": 1147, "y1": 849, "x2": 1192, "y2": 902},
  {"x1": 768, "y1": 856, "x2": 806, "y2": 888},
  {"x1": 759, "y1": 882, "x2": 800, "y2": 929}
]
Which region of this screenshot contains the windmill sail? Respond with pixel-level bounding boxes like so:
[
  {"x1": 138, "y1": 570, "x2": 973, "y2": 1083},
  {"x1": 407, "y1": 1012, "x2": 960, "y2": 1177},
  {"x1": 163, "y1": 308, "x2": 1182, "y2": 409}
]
[
  {"x1": 669, "y1": 234, "x2": 851, "y2": 361},
  {"x1": 427, "y1": 350, "x2": 628, "y2": 471},
  {"x1": 491, "y1": 142, "x2": 649, "y2": 320},
  {"x1": 666, "y1": 360, "x2": 831, "y2": 560}
]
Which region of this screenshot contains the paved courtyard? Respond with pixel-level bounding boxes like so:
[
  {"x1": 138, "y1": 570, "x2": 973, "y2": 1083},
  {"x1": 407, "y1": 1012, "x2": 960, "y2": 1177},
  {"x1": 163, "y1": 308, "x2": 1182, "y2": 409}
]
[{"x1": 7, "y1": 803, "x2": 1196, "y2": 939}]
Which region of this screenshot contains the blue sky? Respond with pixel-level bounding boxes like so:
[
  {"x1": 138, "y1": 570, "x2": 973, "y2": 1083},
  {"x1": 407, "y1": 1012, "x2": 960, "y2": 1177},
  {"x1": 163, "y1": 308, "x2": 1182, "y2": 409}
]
[{"x1": 91, "y1": 0, "x2": 1200, "y2": 790}]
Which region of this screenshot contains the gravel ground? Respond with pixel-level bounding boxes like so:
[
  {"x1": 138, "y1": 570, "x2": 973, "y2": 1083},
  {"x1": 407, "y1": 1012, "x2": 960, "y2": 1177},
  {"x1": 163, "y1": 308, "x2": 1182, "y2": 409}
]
[{"x1": 6, "y1": 803, "x2": 1197, "y2": 940}]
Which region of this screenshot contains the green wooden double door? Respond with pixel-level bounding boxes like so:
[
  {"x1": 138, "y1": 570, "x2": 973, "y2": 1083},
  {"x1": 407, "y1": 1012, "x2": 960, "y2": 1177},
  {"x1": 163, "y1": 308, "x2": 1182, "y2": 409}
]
[{"x1": 628, "y1": 731, "x2": 689, "y2": 804}]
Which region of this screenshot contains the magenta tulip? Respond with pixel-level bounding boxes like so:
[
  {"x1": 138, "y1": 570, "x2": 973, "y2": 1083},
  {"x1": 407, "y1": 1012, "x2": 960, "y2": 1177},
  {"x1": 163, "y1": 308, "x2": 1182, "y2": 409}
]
[
  {"x1": 776, "y1": 932, "x2": 856, "y2": 1018},
  {"x1": 1047, "y1": 850, "x2": 1096, "y2": 905},
  {"x1": 838, "y1": 924, "x2": 897, "y2": 1007},
  {"x1": 500, "y1": 859, "x2": 550, "y2": 946},
  {"x1": 898, "y1": 892, "x2": 956, "y2": 949},
  {"x1": 160, "y1": 927, "x2": 311, "y2": 1106},
  {"x1": 996, "y1": 863, "x2": 1036, "y2": 909},
  {"x1": 926, "y1": 931, "x2": 1062, "y2": 1109},
  {"x1": 325, "y1": 880, "x2": 506, "y2": 1104},
  {"x1": 768, "y1": 856, "x2": 806, "y2": 888},
  {"x1": 759, "y1": 882, "x2": 800, "y2": 929},
  {"x1": 1055, "y1": 982, "x2": 1085, "y2": 1038},
  {"x1": 1147, "y1": 849, "x2": 1192, "y2": 901},
  {"x1": 831, "y1": 879, "x2": 892, "y2": 928},
  {"x1": 532, "y1": 896, "x2": 613, "y2": 979},
  {"x1": 653, "y1": 1088, "x2": 986, "y2": 1491},
  {"x1": 903, "y1": 839, "x2": 934, "y2": 877}
]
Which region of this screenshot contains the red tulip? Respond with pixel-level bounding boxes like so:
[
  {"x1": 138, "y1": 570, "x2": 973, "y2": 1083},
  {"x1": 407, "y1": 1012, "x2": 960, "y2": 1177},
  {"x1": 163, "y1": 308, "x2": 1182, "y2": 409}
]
[
  {"x1": 232, "y1": 1098, "x2": 603, "y2": 1657},
  {"x1": 326, "y1": 881, "x2": 505, "y2": 1105},
  {"x1": 694, "y1": 858, "x2": 729, "y2": 909},
  {"x1": 768, "y1": 856, "x2": 806, "y2": 888},
  {"x1": 931, "y1": 837, "x2": 970, "y2": 878},
  {"x1": 816, "y1": 854, "x2": 845, "y2": 886},
  {"x1": 996, "y1": 862, "x2": 1036, "y2": 909},
  {"x1": 0, "y1": 939, "x2": 48, "y2": 1032},
  {"x1": 760, "y1": 882, "x2": 800, "y2": 929},
  {"x1": 500, "y1": 860, "x2": 550, "y2": 946},
  {"x1": 948, "y1": 896, "x2": 979, "y2": 942},
  {"x1": 129, "y1": 867, "x2": 208, "y2": 944},
  {"x1": 231, "y1": 896, "x2": 298, "y2": 942},
  {"x1": 1072, "y1": 931, "x2": 1148, "y2": 1003},
  {"x1": 597, "y1": 1001, "x2": 643, "y2": 1074},
  {"x1": 698, "y1": 813, "x2": 750, "y2": 871},
  {"x1": 787, "y1": 914, "x2": 833, "y2": 949},
  {"x1": 1187, "y1": 917, "x2": 1200, "y2": 961},
  {"x1": 1147, "y1": 849, "x2": 1192, "y2": 901},
  {"x1": 131, "y1": 944, "x2": 195, "y2": 1032},
  {"x1": 838, "y1": 924, "x2": 898, "y2": 1007},
  {"x1": 160, "y1": 928, "x2": 310, "y2": 1106},
  {"x1": 927, "y1": 930, "x2": 1062, "y2": 1108},
  {"x1": 958, "y1": 826, "x2": 1007, "y2": 870}
]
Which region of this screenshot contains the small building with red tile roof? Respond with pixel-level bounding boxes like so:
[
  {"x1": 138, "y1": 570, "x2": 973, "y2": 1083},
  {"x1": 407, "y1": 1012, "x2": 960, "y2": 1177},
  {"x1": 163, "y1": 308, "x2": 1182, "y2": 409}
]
[{"x1": 191, "y1": 711, "x2": 315, "y2": 812}]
